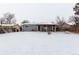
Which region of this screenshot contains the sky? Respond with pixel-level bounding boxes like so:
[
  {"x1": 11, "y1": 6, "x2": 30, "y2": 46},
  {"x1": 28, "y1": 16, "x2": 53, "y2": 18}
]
[{"x1": 0, "y1": 3, "x2": 75, "y2": 24}]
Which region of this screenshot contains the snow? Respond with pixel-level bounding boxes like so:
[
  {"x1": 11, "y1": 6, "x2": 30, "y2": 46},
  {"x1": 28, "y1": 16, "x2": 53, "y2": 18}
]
[
  {"x1": 0, "y1": 32, "x2": 79, "y2": 55},
  {"x1": 0, "y1": 24, "x2": 15, "y2": 26},
  {"x1": 22, "y1": 22, "x2": 56, "y2": 25}
]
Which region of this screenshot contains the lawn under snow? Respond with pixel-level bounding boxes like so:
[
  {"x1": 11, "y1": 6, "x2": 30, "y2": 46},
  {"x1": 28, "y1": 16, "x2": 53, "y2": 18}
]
[{"x1": 0, "y1": 32, "x2": 79, "y2": 54}]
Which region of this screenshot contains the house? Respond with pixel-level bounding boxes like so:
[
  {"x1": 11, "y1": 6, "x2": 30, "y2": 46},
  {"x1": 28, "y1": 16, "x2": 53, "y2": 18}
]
[
  {"x1": 21, "y1": 22, "x2": 59, "y2": 32},
  {"x1": 60, "y1": 23, "x2": 71, "y2": 31},
  {"x1": 0, "y1": 24, "x2": 21, "y2": 33}
]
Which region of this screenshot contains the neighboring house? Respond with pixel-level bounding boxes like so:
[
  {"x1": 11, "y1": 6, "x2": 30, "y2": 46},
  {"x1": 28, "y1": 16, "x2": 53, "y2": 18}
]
[
  {"x1": 22, "y1": 22, "x2": 59, "y2": 32},
  {"x1": 62, "y1": 23, "x2": 71, "y2": 31},
  {"x1": 0, "y1": 24, "x2": 21, "y2": 33}
]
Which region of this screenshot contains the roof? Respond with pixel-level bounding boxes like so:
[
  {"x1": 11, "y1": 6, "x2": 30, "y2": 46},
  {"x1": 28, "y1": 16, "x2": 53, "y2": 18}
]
[
  {"x1": 0, "y1": 24, "x2": 17, "y2": 26},
  {"x1": 22, "y1": 22, "x2": 57, "y2": 25}
]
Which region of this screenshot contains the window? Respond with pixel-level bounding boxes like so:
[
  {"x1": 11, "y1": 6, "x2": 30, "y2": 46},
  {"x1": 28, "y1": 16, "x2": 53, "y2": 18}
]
[{"x1": 25, "y1": 25, "x2": 29, "y2": 27}]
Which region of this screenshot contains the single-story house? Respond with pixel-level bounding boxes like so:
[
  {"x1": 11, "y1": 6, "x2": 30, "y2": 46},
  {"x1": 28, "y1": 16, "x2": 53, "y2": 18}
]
[
  {"x1": 21, "y1": 22, "x2": 59, "y2": 32},
  {"x1": 0, "y1": 24, "x2": 21, "y2": 33}
]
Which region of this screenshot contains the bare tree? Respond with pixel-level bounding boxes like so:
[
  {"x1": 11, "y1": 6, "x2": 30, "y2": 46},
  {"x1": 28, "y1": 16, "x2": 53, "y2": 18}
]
[
  {"x1": 69, "y1": 16, "x2": 79, "y2": 31},
  {"x1": 21, "y1": 20, "x2": 29, "y2": 24},
  {"x1": 69, "y1": 16, "x2": 76, "y2": 25},
  {"x1": 56, "y1": 16, "x2": 66, "y2": 31},
  {"x1": 11, "y1": 18, "x2": 16, "y2": 24},
  {"x1": 0, "y1": 17, "x2": 6, "y2": 24},
  {"x1": 3, "y1": 12, "x2": 16, "y2": 24}
]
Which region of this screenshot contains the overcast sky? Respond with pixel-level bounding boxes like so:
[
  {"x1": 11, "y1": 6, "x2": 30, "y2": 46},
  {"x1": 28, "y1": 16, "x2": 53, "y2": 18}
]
[{"x1": 0, "y1": 3, "x2": 75, "y2": 23}]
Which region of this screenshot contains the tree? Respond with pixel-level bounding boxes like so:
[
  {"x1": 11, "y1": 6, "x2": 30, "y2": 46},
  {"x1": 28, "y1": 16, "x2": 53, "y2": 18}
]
[
  {"x1": 56, "y1": 16, "x2": 67, "y2": 31},
  {"x1": 69, "y1": 16, "x2": 79, "y2": 31},
  {"x1": 11, "y1": 18, "x2": 16, "y2": 24},
  {"x1": 73, "y1": 3, "x2": 79, "y2": 15},
  {"x1": 72, "y1": 3, "x2": 79, "y2": 26},
  {"x1": 21, "y1": 20, "x2": 29, "y2": 24},
  {"x1": 69, "y1": 16, "x2": 79, "y2": 25},
  {"x1": 3, "y1": 12, "x2": 16, "y2": 24},
  {"x1": 0, "y1": 17, "x2": 6, "y2": 24}
]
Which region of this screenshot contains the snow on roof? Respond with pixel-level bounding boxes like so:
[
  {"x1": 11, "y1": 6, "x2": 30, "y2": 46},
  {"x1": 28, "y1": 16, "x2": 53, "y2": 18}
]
[
  {"x1": 67, "y1": 22, "x2": 75, "y2": 25},
  {"x1": 0, "y1": 24, "x2": 15, "y2": 26},
  {"x1": 22, "y1": 22, "x2": 57, "y2": 25}
]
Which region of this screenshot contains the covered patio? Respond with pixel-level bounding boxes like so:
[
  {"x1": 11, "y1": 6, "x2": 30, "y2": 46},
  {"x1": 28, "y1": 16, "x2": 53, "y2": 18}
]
[{"x1": 37, "y1": 24, "x2": 58, "y2": 32}]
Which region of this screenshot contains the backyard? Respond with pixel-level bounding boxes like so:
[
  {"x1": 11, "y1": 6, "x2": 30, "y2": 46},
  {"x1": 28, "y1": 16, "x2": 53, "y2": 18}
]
[{"x1": 0, "y1": 32, "x2": 78, "y2": 54}]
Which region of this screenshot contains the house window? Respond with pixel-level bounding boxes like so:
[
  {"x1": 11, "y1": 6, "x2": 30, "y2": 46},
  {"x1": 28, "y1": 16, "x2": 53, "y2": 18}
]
[{"x1": 25, "y1": 25, "x2": 29, "y2": 27}]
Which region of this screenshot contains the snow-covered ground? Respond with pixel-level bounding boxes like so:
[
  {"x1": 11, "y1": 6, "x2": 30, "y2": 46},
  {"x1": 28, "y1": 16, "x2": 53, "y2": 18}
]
[{"x1": 0, "y1": 32, "x2": 79, "y2": 55}]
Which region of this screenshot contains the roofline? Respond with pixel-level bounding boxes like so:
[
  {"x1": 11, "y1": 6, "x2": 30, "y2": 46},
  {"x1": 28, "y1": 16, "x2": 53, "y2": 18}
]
[{"x1": 22, "y1": 23, "x2": 57, "y2": 25}]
